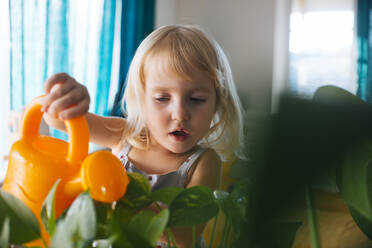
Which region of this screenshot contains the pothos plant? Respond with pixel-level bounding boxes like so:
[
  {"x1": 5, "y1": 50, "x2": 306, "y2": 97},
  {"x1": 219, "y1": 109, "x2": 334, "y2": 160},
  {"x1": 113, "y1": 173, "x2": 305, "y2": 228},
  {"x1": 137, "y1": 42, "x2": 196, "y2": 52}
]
[{"x1": 0, "y1": 171, "x2": 249, "y2": 248}]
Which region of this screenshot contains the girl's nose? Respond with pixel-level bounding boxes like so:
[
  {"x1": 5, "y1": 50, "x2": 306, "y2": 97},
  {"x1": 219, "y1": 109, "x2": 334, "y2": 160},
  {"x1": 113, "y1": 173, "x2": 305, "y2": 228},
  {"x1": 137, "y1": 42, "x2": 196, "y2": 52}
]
[{"x1": 171, "y1": 99, "x2": 190, "y2": 121}]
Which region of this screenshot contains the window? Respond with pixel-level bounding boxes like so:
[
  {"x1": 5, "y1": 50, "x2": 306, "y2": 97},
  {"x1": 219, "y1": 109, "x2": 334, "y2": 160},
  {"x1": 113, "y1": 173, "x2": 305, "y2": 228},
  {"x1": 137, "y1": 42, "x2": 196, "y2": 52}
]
[
  {"x1": 289, "y1": 0, "x2": 357, "y2": 97},
  {"x1": 0, "y1": 1, "x2": 10, "y2": 181},
  {"x1": 0, "y1": 0, "x2": 121, "y2": 183}
]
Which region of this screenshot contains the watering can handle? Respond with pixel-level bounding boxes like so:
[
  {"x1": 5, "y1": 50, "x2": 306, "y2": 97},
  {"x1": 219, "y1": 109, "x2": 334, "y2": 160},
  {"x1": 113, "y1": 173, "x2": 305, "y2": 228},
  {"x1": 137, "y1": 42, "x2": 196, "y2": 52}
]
[{"x1": 21, "y1": 96, "x2": 90, "y2": 165}]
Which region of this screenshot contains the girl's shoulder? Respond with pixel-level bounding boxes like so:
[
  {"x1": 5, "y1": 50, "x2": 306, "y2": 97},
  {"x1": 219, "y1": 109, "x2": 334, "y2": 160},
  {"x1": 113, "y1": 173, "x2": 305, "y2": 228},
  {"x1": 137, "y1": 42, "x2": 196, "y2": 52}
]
[
  {"x1": 186, "y1": 147, "x2": 222, "y2": 190},
  {"x1": 197, "y1": 148, "x2": 222, "y2": 174},
  {"x1": 198, "y1": 147, "x2": 221, "y2": 165}
]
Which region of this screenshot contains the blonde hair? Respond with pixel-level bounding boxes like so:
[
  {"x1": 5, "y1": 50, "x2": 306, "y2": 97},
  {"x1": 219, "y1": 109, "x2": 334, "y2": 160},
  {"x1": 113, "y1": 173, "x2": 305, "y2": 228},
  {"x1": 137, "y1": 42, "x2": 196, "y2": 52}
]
[{"x1": 120, "y1": 25, "x2": 245, "y2": 161}]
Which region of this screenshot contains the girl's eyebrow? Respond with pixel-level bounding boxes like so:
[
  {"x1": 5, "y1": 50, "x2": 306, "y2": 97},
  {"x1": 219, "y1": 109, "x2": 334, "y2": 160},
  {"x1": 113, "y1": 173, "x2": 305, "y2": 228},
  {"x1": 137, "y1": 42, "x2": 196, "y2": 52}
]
[
  {"x1": 150, "y1": 85, "x2": 213, "y2": 93},
  {"x1": 150, "y1": 86, "x2": 170, "y2": 91},
  {"x1": 191, "y1": 87, "x2": 213, "y2": 94}
]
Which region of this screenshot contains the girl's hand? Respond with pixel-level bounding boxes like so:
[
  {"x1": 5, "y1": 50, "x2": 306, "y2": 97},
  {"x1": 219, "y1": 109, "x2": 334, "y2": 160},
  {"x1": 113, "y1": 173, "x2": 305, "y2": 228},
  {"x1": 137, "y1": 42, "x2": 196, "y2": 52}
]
[{"x1": 41, "y1": 73, "x2": 90, "y2": 120}]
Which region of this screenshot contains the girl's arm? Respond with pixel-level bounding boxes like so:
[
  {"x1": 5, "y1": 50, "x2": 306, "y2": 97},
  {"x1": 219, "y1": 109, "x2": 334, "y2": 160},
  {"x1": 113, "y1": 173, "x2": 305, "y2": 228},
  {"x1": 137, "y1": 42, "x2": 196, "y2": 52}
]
[
  {"x1": 43, "y1": 112, "x2": 126, "y2": 150},
  {"x1": 41, "y1": 72, "x2": 126, "y2": 150},
  {"x1": 158, "y1": 148, "x2": 222, "y2": 248}
]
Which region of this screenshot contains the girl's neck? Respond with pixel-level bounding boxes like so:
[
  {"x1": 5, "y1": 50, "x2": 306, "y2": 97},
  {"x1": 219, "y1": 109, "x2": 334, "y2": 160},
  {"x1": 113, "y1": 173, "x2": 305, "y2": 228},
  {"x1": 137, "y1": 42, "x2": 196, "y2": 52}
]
[
  {"x1": 147, "y1": 136, "x2": 198, "y2": 157},
  {"x1": 127, "y1": 140, "x2": 199, "y2": 175}
]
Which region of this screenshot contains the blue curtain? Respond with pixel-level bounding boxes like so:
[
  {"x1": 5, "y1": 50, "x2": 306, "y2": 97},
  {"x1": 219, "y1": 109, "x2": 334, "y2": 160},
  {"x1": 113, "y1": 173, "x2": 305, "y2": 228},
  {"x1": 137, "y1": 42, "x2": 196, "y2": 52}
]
[
  {"x1": 95, "y1": 0, "x2": 117, "y2": 115},
  {"x1": 9, "y1": 0, "x2": 155, "y2": 136},
  {"x1": 9, "y1": 0, "x2": 117, "y2": 139},
  {"x1": 357, "y1": 0, "x2": 372, "y2": 102},
  {"x1": 111, "y1": 0, "x2": 155, "y2": 117}
]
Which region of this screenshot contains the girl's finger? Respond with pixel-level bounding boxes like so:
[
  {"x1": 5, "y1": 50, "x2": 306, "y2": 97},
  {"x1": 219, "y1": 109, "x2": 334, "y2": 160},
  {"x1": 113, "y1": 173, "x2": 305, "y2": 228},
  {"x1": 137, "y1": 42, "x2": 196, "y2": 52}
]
[
  {"x1": 46, "y1": 88, "x2": 88, "y2": 117},
  {"x1": 44, "y1": 72, "x2": 70, "y2": 93},
  {"x1": 59, "y1": 98, "x2": 90, "y2": 120},
  {"x1": 41, "y1": 83, "x2": 76, "y2": 111}
]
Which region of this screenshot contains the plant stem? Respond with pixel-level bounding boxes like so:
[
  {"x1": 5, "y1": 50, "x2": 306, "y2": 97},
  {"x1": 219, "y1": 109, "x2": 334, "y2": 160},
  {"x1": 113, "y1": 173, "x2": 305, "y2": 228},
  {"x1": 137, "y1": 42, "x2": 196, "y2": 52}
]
[
  {"x1": 166, "y1": 228, "x2": 172, "y2": 248},
  {"x1": 208, "y1": 213, "x2": 219, "y2": 248},
  {"x1": 41, "y1": 237, "x2": 48, "y2": 248},
  {"x1": 305, "y1": 185, "x2": 321, "y2": 248},
  {"x1": 223, "y1": 219, "x2": 232, "y2": 248},
  {"x1": 155, "y1": 202, "x2": 162, "y2": 211},
  {"x1": 192, "y1": 225, "x2": 196, "y2": 248},
  {"x1": 168, "y1": 228, "x2": 178, "y2": 248},
  {"x1": 218, "y1": 216, "x2": 229, "y2": 248},
  {"x1": 107, "y1": 202, "x2": 113, "y2": 220}
]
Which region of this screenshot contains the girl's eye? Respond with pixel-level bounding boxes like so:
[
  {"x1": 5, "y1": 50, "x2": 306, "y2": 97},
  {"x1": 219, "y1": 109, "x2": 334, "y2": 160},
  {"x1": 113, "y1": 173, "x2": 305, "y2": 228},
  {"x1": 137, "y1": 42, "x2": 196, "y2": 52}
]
[
  {"x1": 190, "y1": 97, "x2": 206, "y2": 103},
  {"x1": 155, "y1": 97, "x2": 169, "y2": 102}
]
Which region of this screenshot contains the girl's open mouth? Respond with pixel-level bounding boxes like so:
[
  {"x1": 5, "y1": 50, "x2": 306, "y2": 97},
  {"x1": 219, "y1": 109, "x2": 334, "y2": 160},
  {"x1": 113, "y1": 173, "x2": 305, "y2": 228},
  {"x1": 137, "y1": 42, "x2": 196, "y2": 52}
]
[{"x1": 170, "y1": 130, "x2": 189, "y2": 141}]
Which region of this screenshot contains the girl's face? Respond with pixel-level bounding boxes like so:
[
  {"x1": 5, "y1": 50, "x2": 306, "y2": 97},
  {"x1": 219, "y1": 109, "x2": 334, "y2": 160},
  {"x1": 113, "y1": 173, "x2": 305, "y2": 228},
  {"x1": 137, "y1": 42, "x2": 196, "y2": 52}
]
[{"x1": 144, "y1": 58, "x2": 217, "y2": 154}]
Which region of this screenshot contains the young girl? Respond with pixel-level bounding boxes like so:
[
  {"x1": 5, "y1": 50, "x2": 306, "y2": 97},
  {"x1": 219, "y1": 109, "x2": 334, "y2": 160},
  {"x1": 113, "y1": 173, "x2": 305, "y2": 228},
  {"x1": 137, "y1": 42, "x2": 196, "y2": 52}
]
[{"x1": 41, "y1": 24, "x2": 244, "y2": 248}]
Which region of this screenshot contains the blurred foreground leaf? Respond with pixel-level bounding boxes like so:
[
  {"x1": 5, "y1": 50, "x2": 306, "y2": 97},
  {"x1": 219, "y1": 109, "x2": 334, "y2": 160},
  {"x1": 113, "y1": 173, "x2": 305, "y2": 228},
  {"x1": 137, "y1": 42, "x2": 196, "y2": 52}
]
[
  {"x1": 337, "y1": 141, "x2": 372, "y2": 239},
  {"x1": 0, "y1": 190, "x2": 40, "y2": 244},
  {"x1": 52, "y1": 192, "x2": 96, "y2": 248},
  {"x1": 0, "y1": 217, "x2": 9, "y2": 247},
  {"x1": 41, "y1": 179, "x2": 60, "y2": 236}
]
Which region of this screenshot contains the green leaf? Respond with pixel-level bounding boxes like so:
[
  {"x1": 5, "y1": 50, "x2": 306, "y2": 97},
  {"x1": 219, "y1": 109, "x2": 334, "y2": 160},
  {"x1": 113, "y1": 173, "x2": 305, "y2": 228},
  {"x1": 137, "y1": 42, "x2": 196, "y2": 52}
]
[
  {"x1": 113, "y1": 200, "x2": 137, "y2": 224},
  {"x1": 95, "y1": 201, "x2": 109, "y2": 225},
  {"x1": 127, "y1": 209, "x2": 169, "y2": 246},
  {"x1": 0, "y1": 217, "x2": 10, "y2": 248},
  {"x1": 213, "y1": 190, "x2": 230, "y2": 208},
  {"x1": 168, "y1": 186, "x2": 218, "y2": 227},
  {"x1": 122, "y1": 173, "x2": 153, "y2": 210},
  {"x1": 0, "y1": 190, "x2": 40, "y2": 244},
  {"x1": 119, "y1": 226, "x2": 153, "y2": 248},
  {"x1": 110, "y1": 209, "x2": 169, "y2": 248},
  {"x1": 127, "y1": 172, "x2": 151, "y2": 195},
  {"x1": 150, "y1": 187, "x2": 183, "y2": 206},
  {"x1": 313, "y1": 85, "x2": 366, "y2": 106},
  {"x1": 41, "y1": 179, "x2": 60, "y2": 236},
  {"x1": 349, "y1": 207, "x2": 372, "y2": 240},
  {"x1": 128, "y1": 194, "x2": 153, "y2": 210},
  {"x1": 51, "y1": 192, "x2": 96, "y2": 248},
  {"x1": 230, "y1": 179, "x2": 249, "y2": 227},
  {"x1": 94, "y1": 202, "x2": 111, "y2": 239},
  {"x1": 213, "y1": 189, "x2": 246, "y2": 236},
  {"x1": 312, "y1": 86, "x2": 372, "y2": 239},
  {"x1": 337, "y1": 141, "x2": 372, "y2": 237},
  {"x1": 110, "y1": 218, "x2": 133, "y2": 248}
]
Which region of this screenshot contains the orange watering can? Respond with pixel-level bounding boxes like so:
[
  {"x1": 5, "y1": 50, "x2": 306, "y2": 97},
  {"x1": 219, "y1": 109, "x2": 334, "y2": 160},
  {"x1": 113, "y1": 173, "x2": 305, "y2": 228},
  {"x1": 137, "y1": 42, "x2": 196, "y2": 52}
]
[{"x1": 2, "y1": 96, "x2": 129, "y2": 246}]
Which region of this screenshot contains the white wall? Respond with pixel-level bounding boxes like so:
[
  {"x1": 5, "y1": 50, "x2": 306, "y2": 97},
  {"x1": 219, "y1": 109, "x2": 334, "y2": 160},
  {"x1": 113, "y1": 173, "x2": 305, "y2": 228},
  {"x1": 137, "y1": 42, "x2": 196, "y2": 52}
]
[
  {"x1": 272, "y1": 0, "x2": 291, "y2": 112},
  {"x1": 292, "y1": 0, "x2": 353, "y2": 12},
  {"x1": 155, "y1": 0, "x2": 287, "y2": 113}
]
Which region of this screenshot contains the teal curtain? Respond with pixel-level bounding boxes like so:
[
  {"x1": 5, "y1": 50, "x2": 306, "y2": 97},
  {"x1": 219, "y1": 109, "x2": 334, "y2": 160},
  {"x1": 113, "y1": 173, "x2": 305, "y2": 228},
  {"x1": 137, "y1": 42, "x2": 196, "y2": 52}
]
[
  {"x1": 357, "y1": 0, "x2": 372, "y2": 102},
  {"x1": 9, "y1": 0, "x2": 117, "y2": 139},
  {"x1": 95, "y1": 0, "x2": 117, "y2": 115},
  {"x1": 111, "y1": 0, "x2": 155, "y2": 117}
]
